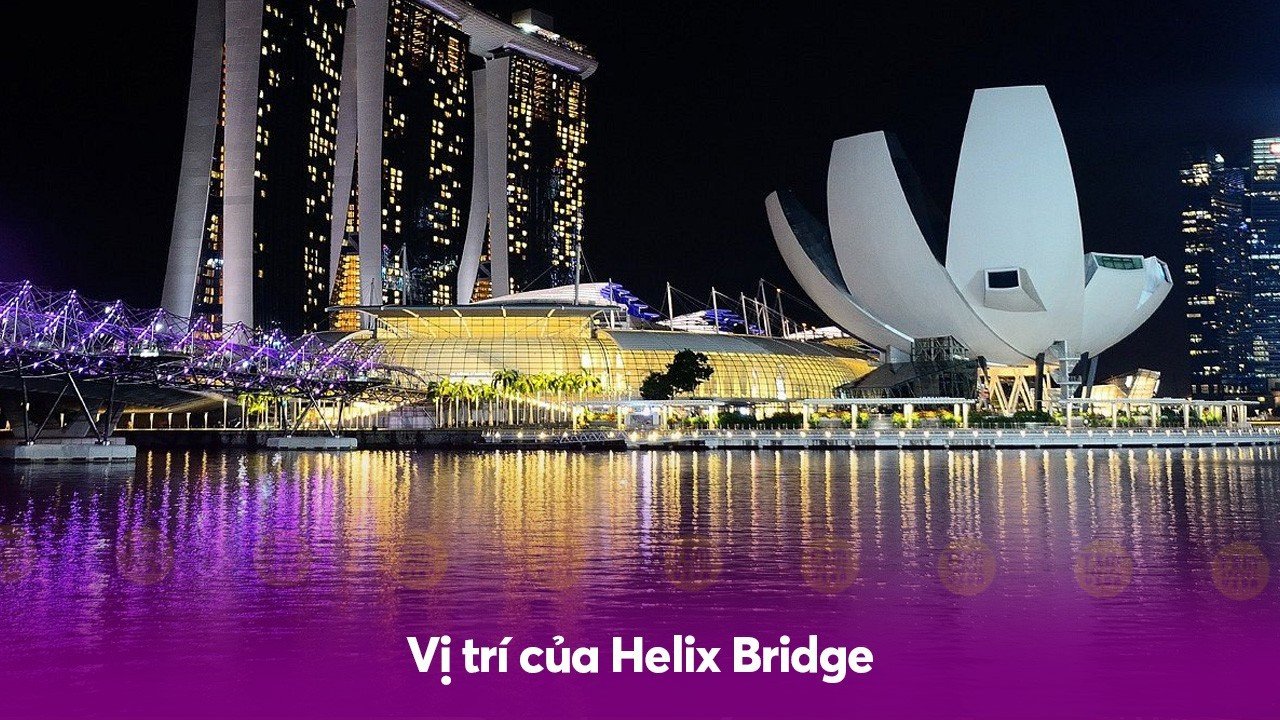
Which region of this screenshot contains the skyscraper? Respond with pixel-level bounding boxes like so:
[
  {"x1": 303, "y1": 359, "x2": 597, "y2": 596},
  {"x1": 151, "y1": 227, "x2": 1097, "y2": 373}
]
[
  {"x1": 458, "y1": 9, "x2": 591, "y2": 300},
  {"x1": 1182, "y1": 150, "x2": 1250, "y2": 399},
  {"x1": 1183, "y1": 140, "x2": 1280, "y2": 401},
  {"x1": 1246, "y1": 138, "x2": 1280, "y2": 384},
  {"x1": 330, "y1": 2, "x2": 596, "y2": 311},
  {"x1": 329, "y1": 0, "x2": 472, "y2": 309},
  {"x1": 162, "y1": 0, "x2": 347, "y2": 336},
  {"x1": 164, "y1": 2, "x2": 596, "y2": 335}
]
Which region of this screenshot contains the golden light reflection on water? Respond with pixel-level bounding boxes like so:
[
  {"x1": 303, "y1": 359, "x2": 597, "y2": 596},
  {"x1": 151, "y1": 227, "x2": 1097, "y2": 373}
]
[{"x1": 0, "y1": 446, "x2": 1276, "y2": 631}]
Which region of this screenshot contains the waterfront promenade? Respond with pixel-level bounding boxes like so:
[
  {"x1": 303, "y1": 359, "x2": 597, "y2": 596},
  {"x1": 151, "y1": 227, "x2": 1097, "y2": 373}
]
[
  {"x1": 621, "y1": 426, "x2": 1280, "y2": 450},
  {"x1": 109, "y1": 425, "x2": 1280, "y2": 454}
]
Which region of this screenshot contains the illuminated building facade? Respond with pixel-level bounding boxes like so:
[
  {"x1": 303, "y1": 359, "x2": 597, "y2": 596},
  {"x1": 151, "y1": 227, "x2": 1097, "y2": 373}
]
[
  {"x1": 330, "y1": 244, "x2": 362, "y2": 332},
  {"x1": 1182, "y1": 149, "x2": 1251, "y2": 399},
  {"x1": 1246, "y1": 138, "x2": 1280, "y2": 385},
  {"x1": 1182, "y1": 140, "x2": 1280, "y2": 401},
  {"x1": 330, "y1": 169, "x2": 362, "y2": 330},
  {"x1": 351, "y1": 305, "x2": 871, "y2": 401},
  {"x1": 330, "y1": 0, "x2": 472, "y2": 309},
  {"x1": 167, "y1": 2, "x2": 595, "y2": 335},
  {"x1": 163, "y1": 0, "x2": 347, "y2": 336},
  {"x1": 334, "y1": 2, "x2": 597, "y2": 311},
  {"x1": 385, "y1": 0, "x2": 469, "y2": 306},
  {"x1": 458, "y1": 9, "x2": 594, "y2": 301},
  {"x1": 459, "y1": 50, "x2": 589, "y2": 299}
]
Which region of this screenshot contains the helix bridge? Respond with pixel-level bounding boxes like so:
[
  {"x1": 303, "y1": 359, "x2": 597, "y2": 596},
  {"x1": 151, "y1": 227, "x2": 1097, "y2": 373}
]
[{"x1": 0, "y1": 281, "x2": 392, "y2": 444}]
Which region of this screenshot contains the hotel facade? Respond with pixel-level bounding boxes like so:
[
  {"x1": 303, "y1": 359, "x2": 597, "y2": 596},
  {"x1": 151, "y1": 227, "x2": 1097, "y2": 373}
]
[{"x1": 162, "y1": 0, "x2": 596, "y2": 335}]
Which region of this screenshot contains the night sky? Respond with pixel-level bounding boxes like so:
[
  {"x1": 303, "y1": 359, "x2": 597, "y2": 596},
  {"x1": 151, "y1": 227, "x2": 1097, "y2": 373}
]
[{"x1": 2, "y1": 1, "x2": 1278, "y2": 392}]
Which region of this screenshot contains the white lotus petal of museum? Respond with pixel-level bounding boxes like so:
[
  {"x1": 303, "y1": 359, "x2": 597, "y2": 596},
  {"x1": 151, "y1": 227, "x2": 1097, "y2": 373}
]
[{"x1": 768, "y1": 85, "x2": 1172, "y2": 365}]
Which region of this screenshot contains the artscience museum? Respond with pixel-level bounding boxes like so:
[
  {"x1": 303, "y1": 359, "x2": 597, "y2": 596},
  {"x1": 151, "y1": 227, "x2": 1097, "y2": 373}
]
[{"x1": 767, "y1": 85, "x2": 1172, "y2": 395}]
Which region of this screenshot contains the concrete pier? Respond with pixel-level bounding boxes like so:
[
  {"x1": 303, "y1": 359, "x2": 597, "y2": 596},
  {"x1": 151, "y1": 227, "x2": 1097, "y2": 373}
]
[
  {"x1": 121, "y1": 428, "x2": 625, "y2": 450},
  {"x1": 1, "y1": 439, "x2": 137, "y2": 463},
  {"x1": 264, "y1": 436, "x2": 359, "y2": 451}
]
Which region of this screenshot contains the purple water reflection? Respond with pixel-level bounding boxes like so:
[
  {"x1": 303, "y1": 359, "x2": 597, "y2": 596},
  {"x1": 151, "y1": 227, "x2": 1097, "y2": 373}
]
[{"x1": 0, "y1": 447, "x2": 1277, "y2": 718}]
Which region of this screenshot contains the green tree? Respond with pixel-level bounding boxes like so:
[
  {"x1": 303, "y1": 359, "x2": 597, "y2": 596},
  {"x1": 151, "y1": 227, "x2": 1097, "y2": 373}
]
[
  {"x1": 639, "y1": 350, "x2": 714, "y2": 400},
  {"x1": 492, "y1": 369, "x2": 520, "y2": 391},
  {"x1": 640, "y1": 371, "x2": 674, "y2": 400},
  {"x1": 571, "y1": 370, "x2": 604, "y2": 396},
  {"x1": 664, "y1": 349, "x2": 714, "y2": 395}
]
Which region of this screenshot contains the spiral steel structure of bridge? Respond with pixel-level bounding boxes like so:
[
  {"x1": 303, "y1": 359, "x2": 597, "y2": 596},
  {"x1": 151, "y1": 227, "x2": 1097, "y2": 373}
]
[{"x1": 0, "y1": 281, "x2": 387, "y2": 445}]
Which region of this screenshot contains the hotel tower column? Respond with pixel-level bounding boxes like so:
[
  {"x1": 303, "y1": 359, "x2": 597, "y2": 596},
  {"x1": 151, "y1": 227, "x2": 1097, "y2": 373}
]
[
  {"x1": 161, "y1": 0, "x2": 225, "y2": 320},
  {"x1": 219, "y1": 0, "x2": 265, "y2": 329}
]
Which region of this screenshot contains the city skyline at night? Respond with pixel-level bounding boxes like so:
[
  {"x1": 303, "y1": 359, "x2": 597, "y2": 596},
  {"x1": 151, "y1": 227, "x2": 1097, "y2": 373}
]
[{"x1": 5, "y1": 6, "x2": 1280, "y2": 720}]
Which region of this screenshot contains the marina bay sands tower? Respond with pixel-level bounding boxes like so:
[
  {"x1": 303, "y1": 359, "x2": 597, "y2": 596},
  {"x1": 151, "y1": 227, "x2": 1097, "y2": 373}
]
[
  {"x1": 161, "y1": 0, "x2": 347, "y2": 336},
  {"x1": 162, "y1": 0, "x2": 595, "y2": 334}
]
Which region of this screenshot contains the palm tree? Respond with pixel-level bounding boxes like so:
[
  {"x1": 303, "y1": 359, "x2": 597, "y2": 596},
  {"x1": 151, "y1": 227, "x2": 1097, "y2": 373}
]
[
  {"x1": 492, "y1": 369, "x2": 520, "y2": 391},
  {"x1": 423, "y1": 380, "x2": 443, "y2": 426},
  {"x1": 438, "y1": 379, "x2": 461, "y2": 426},
  {"x1": 570, "y1": 370, "x2": 603, "y2": 396},
  {"x1": 509, "y1": 373, "x2": 533, "y2": 423},
  {"x1": 553, "y1": 372, "x2": 600, "y2": 425},
  {"x1": 473, "y1": 382, "x2": 497, "y2": 425},
  {"x1": 466, "y1": 382, "x2": 493, "y2": 425},
  {"x1": 487, "y1": 370, "x2": 516, "y2": 424},
  {"x1": 548, "y1": 373, "x2": 569, "y2": 423},
  {"x1": 481, "y1": 370, "x2": 610, "y2": 426},
  {"x1": 534, "y1": 374, "x2": 555, "y2": 423}
]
